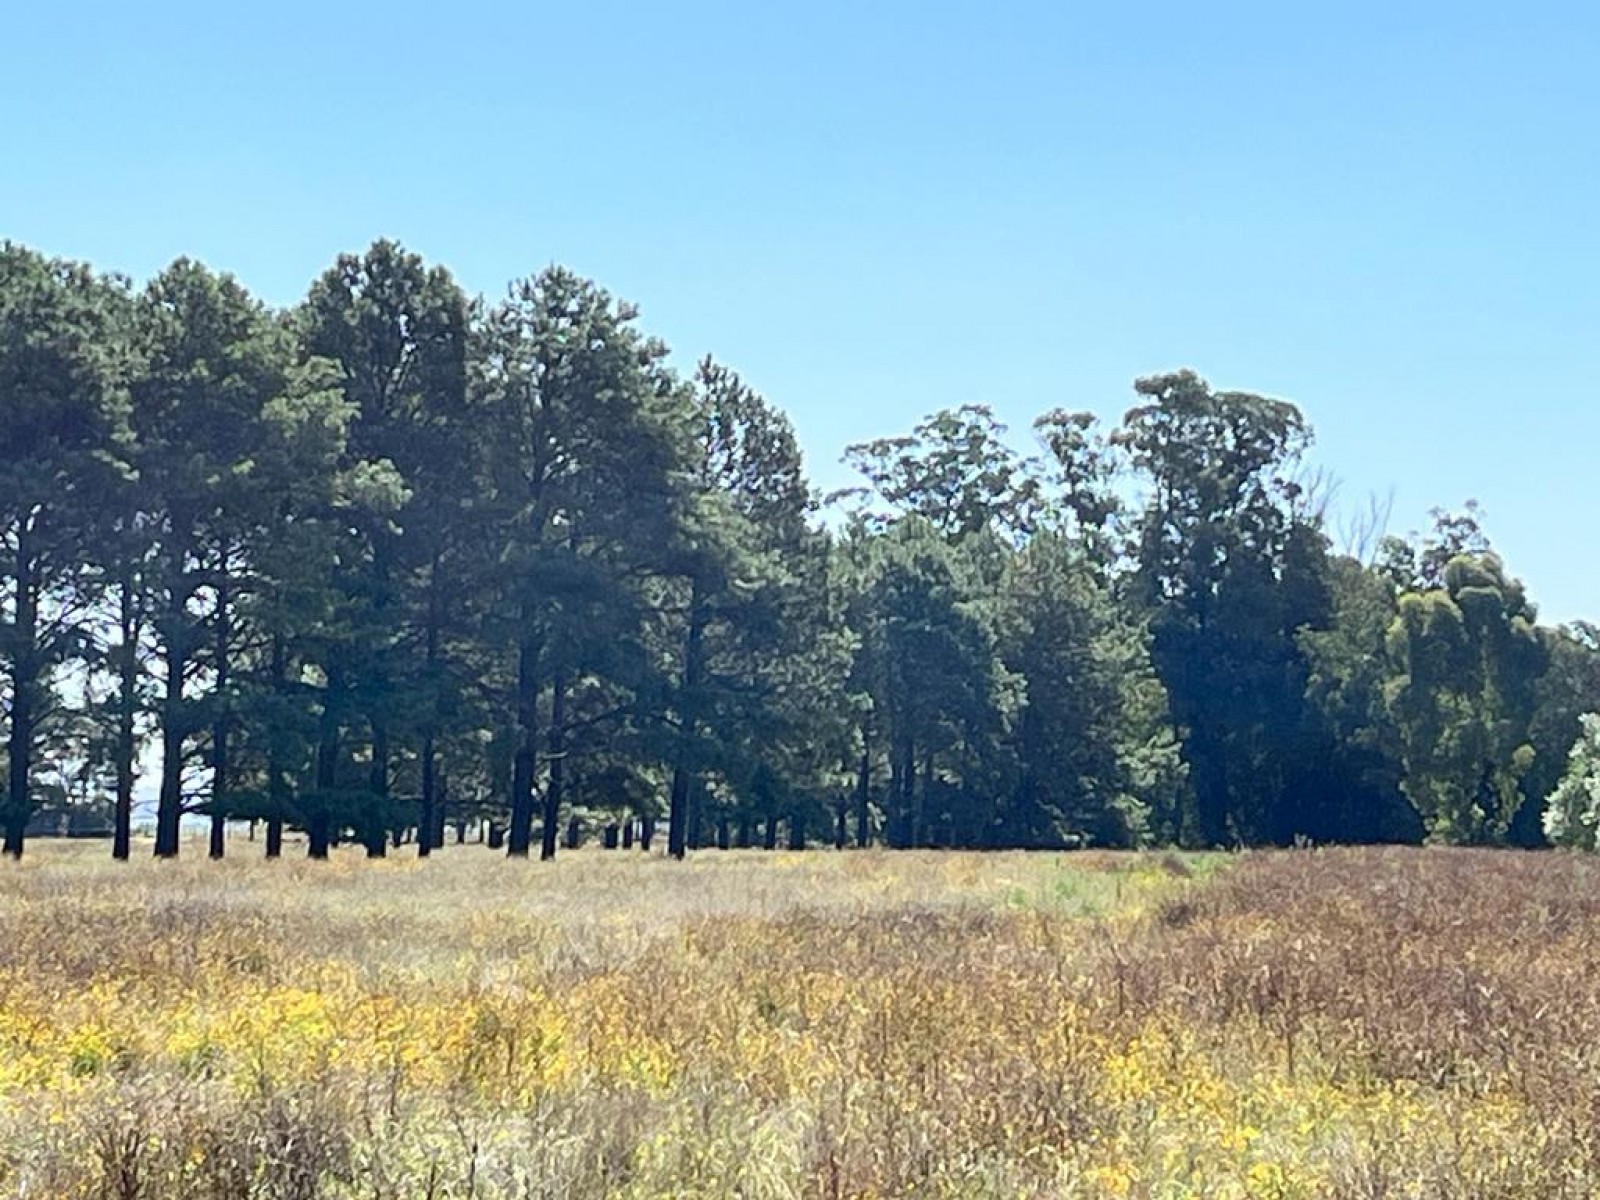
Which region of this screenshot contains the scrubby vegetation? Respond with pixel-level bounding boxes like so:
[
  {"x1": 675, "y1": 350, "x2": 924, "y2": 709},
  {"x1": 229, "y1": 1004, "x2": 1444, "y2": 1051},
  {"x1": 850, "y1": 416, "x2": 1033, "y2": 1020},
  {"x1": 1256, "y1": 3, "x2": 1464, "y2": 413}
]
[{"x1": 0, "y1": 845, "x2": 1595, "y2": 1198}]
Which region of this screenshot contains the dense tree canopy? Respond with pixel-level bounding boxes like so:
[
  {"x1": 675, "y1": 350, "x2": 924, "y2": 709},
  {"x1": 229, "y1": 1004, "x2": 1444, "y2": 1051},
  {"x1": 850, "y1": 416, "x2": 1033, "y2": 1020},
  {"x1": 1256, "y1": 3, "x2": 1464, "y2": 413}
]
[{"x1": 2, "y1": 238, "x2": 1594, "y2": 858}]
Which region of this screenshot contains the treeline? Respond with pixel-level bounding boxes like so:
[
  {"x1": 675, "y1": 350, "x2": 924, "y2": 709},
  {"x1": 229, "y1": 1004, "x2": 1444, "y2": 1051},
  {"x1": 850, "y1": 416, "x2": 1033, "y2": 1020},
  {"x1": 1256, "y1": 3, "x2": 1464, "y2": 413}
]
[{"x1": 2, "y1": 239, "x2": 1595, "y2": 860}]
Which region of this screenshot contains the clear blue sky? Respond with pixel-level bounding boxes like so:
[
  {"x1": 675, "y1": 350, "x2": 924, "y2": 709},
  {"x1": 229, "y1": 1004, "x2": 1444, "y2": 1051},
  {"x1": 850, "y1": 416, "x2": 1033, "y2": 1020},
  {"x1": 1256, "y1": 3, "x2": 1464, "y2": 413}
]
[{"x1": 5, "y1": 1, "x2": 1597, "y2": 620}]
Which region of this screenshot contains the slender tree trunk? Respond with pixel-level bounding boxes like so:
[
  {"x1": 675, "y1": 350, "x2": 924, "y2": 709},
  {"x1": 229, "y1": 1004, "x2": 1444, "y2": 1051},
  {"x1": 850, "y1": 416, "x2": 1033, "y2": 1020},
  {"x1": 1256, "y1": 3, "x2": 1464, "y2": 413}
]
[
  {"x1": 309, "y1": 668, "x2": 341, "y2": 860},
  {"x1": 365, "y1": 723, "x2": 389, "y2": 857},
  {"x1": 112, "y1": 572, "x2": 138, "y2": 862},
  {"x1": 154, "y1": 615, "x2": 187, "y2": 859},
  {"x1": 715, "y1": 816, "x2": 729, "y2": 850},
  {"x1": 887, "y1": 738, "x2": 914, "y2": 850},
  {"x1": 736, "y1": 813, "x2": 752, "y2": 849},
  {"x1": 835, "y1": 799, "x2": 848, "y2": 850},
  {"x1": 915, "y1": 748, "x2": 933, "y2": 849},
  {"x1": 4, "y1": 529, "x2": 37, "y2": 860},
  {"x1": 209, "y1": 570, "x2": 230, "y2": 860},
  {"x1": 854, "y1": 739, "x2": 872, "y2": 849},
  {"x1": 418, "y1": 732, "x2": 436, "y2": 858},
  {"x1": 667, "y1": 767, "x2": 693, "y2": 860},
  {"x1": 507, "y1": 630, "x2": 538, "y2": 858},
  {"x1": 432, "y1": 768, "x2": 449, "y2": 850},
  {"x1": 417, "y1": 557, "x2": 445, "y2": 857},
  {"x1": 540, "y1": 668, "x2": 565, "y2": 860},
  {"x1": 640, "y1": 816, "x2": 655, "y2": 851},
  {"x1": 667, "y1": 580, "x2": 706, "y2": 861},
  {"x1": 265, "y1": 634, "x2": 288, "y2": 860},
  {"x1": 763, "y1": 811, "x2": 779, "y2": 851},
  {"x1": 789, "y1": 813, "x2": 807, "y2": 852},
  {"x1": 687, "y1": 782, "x2": 704, "y2": 851}
]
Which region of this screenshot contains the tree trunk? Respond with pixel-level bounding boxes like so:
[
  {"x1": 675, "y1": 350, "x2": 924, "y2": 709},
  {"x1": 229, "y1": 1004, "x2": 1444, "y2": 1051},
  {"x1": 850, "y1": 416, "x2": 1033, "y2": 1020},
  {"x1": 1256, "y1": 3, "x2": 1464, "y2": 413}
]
[
  {"x1": 687, "y1": 782, "x2": 704, "y2": 851},
  {"x1": 507, "y1": 632, "x2": 538, "y2": 858},
  {"x1": 835, "y1": 799, "x2": 848, "y2": 850},
  {"x1": 540, "y1": 668, "x2": 565, "y2": 861},
  {"x1": 418, "y1": 733, "x2": 436, "y2": 858},
  {"x1": 735, "y1": 813, "x2": 752, "y2": 849},
  {"x1": 623, "y1": 820, "x2": 635, "y2": 850},
  {"x1": 265, "y1": 634, "x2": 288, "y2": 860},
  {"x1": 914, "y1": 748, "x2": 933, "y2": 849},
  {"x1": 417, "y1": 558, "x2": 444, "y2": 857},
  {"x1": 154, "y1": 616, "x2": 187, "y2": 859},
  {"x1": 763, "y1": 813, "x2": 779, "y2": 851},
  {"x1": 854, "y1": 741, "x2": 872, "y2": 849},
  {"x1": 310, "y1": 669, "x2": 340, "y2": 861},
  {"x1": 364, "y1": 723, "x2": 388, "y2": 857},
  {"x1": 4, "y1": 528, "x2": 36, "y2": 860},
  {"x1": 113, "y1": 571, "x2": 137, "y2": 862},
  {"x1": 667, "y1": 581, "x2": 707, "y2": 861},
  {"x1": 209, "y1": 569, "x2": 230, "y2": 860},
  {"x1": 432, "y1": 769, "x2": 449, "y2": 850},
  {"x1": 715, "y1": 816, "x2": 729, "y2": 850},
  {"x1": 887, "y1": 738, "x2": 914, "y2": 850},
  {"x1": 788, "y1": 813, "x2": 807, "y2": 852},
  {"x1": 640, "y1": 816, "x2": 655, "y2": 851}
]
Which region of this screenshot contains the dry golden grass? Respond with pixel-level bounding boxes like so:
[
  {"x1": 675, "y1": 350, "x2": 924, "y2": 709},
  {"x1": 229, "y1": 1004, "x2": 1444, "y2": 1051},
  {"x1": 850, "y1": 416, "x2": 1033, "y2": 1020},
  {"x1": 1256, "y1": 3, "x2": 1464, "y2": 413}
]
[{"x1": 0, "y1": 842, "x2": 1592, "y2": 1198}]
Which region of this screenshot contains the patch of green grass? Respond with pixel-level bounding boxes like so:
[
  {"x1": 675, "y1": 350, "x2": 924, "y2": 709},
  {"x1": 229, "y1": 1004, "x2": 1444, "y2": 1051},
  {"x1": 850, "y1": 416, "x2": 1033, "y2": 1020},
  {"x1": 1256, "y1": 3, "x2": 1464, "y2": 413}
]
[{"x1": 997, "y1": 850, "x2": 1234, "y2": 915}]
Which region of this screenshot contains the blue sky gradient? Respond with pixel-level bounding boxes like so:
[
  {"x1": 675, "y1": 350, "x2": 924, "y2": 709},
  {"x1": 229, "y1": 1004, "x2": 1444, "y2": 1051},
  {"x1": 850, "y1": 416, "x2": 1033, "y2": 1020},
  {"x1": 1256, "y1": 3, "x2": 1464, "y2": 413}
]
[{"x1": 5, "y1": 1, "x2": 1597, "y2": 618}]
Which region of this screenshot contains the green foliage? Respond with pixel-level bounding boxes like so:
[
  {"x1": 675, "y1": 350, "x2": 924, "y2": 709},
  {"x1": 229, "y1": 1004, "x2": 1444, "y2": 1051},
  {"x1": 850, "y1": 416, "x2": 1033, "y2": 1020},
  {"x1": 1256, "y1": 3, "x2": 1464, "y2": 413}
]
[
  {"x1": 1000, "y1": 531, "x2": 1184, "y2": 846},
  {"x1": 3, "y1": 235, "x2": 1590, "y2": 858},
  {"x1": 1119, "y1": 370, "x2": 1332, "y2": 845},
  {"x1": 1385, "y1": 553, "x2": 1546, "y2": 844},
  {"x1": 0, "y1": 243, "x2": 132, "y2": 854},
  {"x1": 1543, "y1": 712, "x2": 1600, "y2": 849},
  {"x1": 842, "y1": 405, "x2": 1042, "y2": 540}
]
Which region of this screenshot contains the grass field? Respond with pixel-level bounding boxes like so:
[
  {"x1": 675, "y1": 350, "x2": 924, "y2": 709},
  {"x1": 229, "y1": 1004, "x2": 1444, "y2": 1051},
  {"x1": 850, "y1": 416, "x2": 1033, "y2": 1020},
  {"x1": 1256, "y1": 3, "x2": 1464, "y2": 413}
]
[{"x1": 0, "y1": 843, "x2": 1596, "y2": 1198}]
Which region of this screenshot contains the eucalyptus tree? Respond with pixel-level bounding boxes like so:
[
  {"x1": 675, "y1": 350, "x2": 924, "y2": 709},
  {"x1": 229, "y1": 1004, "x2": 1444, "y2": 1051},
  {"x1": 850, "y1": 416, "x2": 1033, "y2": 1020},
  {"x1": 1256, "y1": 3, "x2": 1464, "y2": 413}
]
[
  {"x1": 1116, "y1": 370, "x2": 1332, "y2": 845},
  {"x1": 1385, "y1": 553, "x2": 1546, "y2": 843},
  {"x1": 836, "y1": 406, "x2": 1043, "y2": 848},
  {"x1": 841, "y1": 405, "x2": 1041, "y2": 541},
  {"x1": 1542, "y1": 712, "x2": 1600, "y2": 850},
  {"x1": 1295, "y1": 555, "x2": 1421, "y2": 843},
  {"x1": 0, "y1": 244, "x2": 131, "y2": 858},
  {"x1": 1523, "y1": 622, "x2": 1600, "y2": 844}
]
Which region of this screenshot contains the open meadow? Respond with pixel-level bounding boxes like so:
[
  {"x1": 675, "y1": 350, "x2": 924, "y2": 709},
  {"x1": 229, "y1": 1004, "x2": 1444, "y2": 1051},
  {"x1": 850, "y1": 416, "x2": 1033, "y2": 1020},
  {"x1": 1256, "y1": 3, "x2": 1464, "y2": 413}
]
[{"x1": 2, "y1": 845, "x2": 1599, "y2": 1199}]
